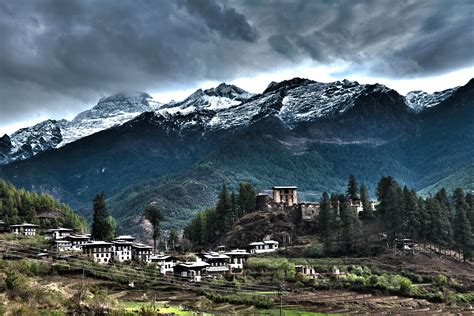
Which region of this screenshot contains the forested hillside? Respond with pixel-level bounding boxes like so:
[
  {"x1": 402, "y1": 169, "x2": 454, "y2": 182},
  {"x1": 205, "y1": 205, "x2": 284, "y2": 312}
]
[{"x1": 0, "y1": 179, "x2": 87, "y2": 232}]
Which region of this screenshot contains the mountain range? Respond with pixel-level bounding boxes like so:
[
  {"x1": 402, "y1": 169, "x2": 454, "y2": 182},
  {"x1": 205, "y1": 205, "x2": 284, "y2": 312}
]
[{"x1": 0, "y1": 78, "x2": 472, "y2": 236}]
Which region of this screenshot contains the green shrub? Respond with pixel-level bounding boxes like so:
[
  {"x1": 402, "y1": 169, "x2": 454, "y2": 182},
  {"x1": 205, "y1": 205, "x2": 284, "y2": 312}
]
[
  {"x1": 5, "y1": 270, "x2": 31, "y2": 300},
  {"x1": 436, "y1": 274, "x2": 448, "y2": 287},
  {"x1": 303, "y1": 242, "x2": 323, "y2": 258},
  {"x1": 399, "y1": 277, "x2": 412, "y2": 294}
]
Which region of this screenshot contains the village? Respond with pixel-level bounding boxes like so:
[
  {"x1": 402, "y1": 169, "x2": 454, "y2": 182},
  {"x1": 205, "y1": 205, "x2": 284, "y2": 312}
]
[{"x1": 0, "y1": 185, "x2": 374, "y2": 283}]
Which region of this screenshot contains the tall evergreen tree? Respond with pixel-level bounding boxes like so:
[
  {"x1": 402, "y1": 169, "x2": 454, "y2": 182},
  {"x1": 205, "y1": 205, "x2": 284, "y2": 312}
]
[
  {"x1": 229, "y1": 191, "x2": 238, "y2": 226},
  {"x1": 346, "y1": 175, "x2": 359, "y2": 200},
  {"x1": 465, "y1": 193, "x2": 474, "y2": 229},
  {"x1": 402, "y1": 188, "x2": 421, "y2": 241},
  {"x1": 359, "y1": 184, "x2": 374, "y2": 219},
  {"x1": 339, "y1": 195, "x2": 361, "y2": 253},
  {"x1": 168, "y1": 228, "x2": 179, "y2": 251},
  {"x1": 91, "y1": 192, "x2": 112, "y2": 241},
  {"x1": 318, "y1": 192, "x2": 332, "y2": 251},
  {"x1": 238, "y1": 182, "x2": 256, "y2": 216},
  {"x1": 215, "y1": 185, "x2": 232, "y2": 234},
  {"x1": 144, "y1": 205, "x2": 164, "y2": 255},
  {"x1": 453, "y1": 188, "x2": 473, "y2": 262},
  {"x1": 376, "y1": 177, "x2": 403, "y2": 244}
]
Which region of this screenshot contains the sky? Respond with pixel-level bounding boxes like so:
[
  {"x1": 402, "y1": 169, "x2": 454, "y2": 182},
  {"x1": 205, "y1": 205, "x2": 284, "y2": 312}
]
[{"x1": 0, "y1": 0, "x2": 473, "y2": 135}]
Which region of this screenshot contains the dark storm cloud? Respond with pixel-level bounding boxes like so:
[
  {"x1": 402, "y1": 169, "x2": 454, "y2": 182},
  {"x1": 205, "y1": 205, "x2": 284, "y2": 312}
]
[{"x1": 0, "y1": 0, "x2": 473, "y2": 130}]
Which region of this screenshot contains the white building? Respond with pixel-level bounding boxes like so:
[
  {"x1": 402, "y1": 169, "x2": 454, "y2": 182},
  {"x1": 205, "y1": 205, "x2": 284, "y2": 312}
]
[
  {"x1": 198, "y1": 252, "x2": 230, "y2": 275},
  {"x1": 149, "y1": 254, "x2": 178, "y2": 274},
  {"x1": 225, "y1": 249, "x2": 250, "y2": 270},
  {"x1": 114, "y1": 235, "x2": 136, "y2": 242},
  {"x1": 44, "y1": 228, "x2": 74, "y2": 240},
  {"x1": 249, "y1": 240, "x2": 279, "y2": 254},
  {"x1": 272, "y1": 186, "x2": 298, "y2": 206},
  {"x1": 112, "y1": 240, "x2": 133, "y2": 262},
  {"x1": 174, "y1": 261, "x2": 209, "y2": 282},
  {"x1": 82, "y1": 241, "x2": 114, "y2": 264},
  {"x1": 10, "y1": 223, "x2": 39, "y2": 236},
  {"x1": 64, "y1": 234, "x2": 91, "y2": 251},
  {"x1": 131, "y1": 243, "x2": 153, "y2": 263}
]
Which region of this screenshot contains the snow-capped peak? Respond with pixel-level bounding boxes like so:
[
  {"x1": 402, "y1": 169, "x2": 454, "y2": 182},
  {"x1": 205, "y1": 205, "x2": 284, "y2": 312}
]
[
  {"x1": 159, "y1": 83, "x2": 254, "y2": 116},
  {"x1": 404, "y1": 88, "x2": 458, "y2": 113},
  {"x1": 2, "y1": 92, "x2": 162, "y2": 164}
]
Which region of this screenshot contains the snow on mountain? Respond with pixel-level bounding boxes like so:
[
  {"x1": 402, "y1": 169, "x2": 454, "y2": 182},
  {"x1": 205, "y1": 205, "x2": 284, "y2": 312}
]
[
  {"x1": 1, "y1": 92, "x2": 160, "y2": 164},
  {"x1": 60, "y1": 92, "x2": 160, "y2": 146},
  {"x1": 405, "y1": 88, "x2": 458, "y2": 113},
  {"x1": 1, "y1": 79, "x2": 461, "y2": 165},
  {"x1": 157, "y1": 79, "x2": 395, "y2": 131}
]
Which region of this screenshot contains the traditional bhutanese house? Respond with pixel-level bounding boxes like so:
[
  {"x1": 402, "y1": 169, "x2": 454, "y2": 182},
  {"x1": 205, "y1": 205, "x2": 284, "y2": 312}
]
[
  {"x1": 174, "y1": 261, "x2": 209, "y2": 282},
  {"x1": 82, "y1": 241, "x2": 114, "y2": 264},
  {"x1": 112, "y1": 240, "x2": 133, "y2": 262},
  {"x1": 272, "y1": 186, "x2": 298, "y2": 206},
  {"x1": 10, "y1": 223, "x2": 39, "y2": 236},
  {"x1": 63, "y1": 234, "x2": 90, "y2": 251},
  {"x1": 295, "y1": 265, "x2": 319, "y2": 279},
  {"x1": 197, "y1": 252, "x2": 230, "y2": 275},
  {"x1": 225, "y1": 249, "x2": 250, "y2": 271},
  {"x1": 149, "y1": 253, "x2": 178, "y2": 274},
  {"x1": 131, "y1": 243, "x2": 153, "y2": 263},
  {"x1": 43, "y1": 227, "x2": 74, "y2": 240},
  {"x1": 53, "y1": 239, "x2": 73, "y2": 252},
  {"x1": 249, "y1": 240, "x2": 279, "y2": 254},
  {"x1": 114, "y1": 235, "x2": 136, "y2": 242}
]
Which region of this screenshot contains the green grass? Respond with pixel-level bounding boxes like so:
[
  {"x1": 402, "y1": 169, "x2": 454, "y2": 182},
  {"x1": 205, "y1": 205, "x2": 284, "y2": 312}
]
[
  {"x1": 258, "y1": 309, "x2": 339, "y2": 316},
  {"x1": 118, "y1": 301, "x2": 194, "y2": 315}
]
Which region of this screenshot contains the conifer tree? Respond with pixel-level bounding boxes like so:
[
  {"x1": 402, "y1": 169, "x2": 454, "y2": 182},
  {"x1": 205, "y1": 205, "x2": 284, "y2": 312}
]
[
  {"x1": 318, "y1": 192, "x2": 332, "y2": 251},
  {"x1": 238, "y1": 182, "x2": 256, "y2": 216},
  {"x1": 453, "y1": 188, "x2": 473, "y2": 262},
  {"x1": 168, "y1": 228, "x2": 179, "y2": 251},
  {"x1": 376, "y1": 177, "x2": 403, "y2": 244},
  {"x1": 215, "y1": 185, "x2": 232, "y2": 234},
  {"x1": 144, "y1": 205, "x2": 164, "y2": 254},
  {"x1": 91, "y1": 192, "x2": 112, "y2": 241},
  {"x1": 346, "y1": 175, "x2": 359, "y2": 200},
  {"x1": 359, "y1": 184, "x2": 374, "y2": 219},
  {"x1": 403, "y1": 188, "x2": 420, "y2": 240},
  {"x1": 339, "y1": 195, "x2": 361, "y2": 253},
  {"x1": 465, "y1": 193, "x2": 474, "y2": 229}
]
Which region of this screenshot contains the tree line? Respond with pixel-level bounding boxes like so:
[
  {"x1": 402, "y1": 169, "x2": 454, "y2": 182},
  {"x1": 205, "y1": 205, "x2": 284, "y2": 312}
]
[
  {"x1": 320, "y1": 175, "x2": 473, "y2": 261},
  {"x1": 0, "y1": 179, "x2": 87, "y2": 232},
  {"x1": 183, "y1": 183, "x2": 256, "y2": 246}
]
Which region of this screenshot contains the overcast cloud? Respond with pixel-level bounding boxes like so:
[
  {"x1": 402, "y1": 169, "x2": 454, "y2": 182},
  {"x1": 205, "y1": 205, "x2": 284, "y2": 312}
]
[{"x1": 0, "y1": 0, "x2": 473, "y2": 134}]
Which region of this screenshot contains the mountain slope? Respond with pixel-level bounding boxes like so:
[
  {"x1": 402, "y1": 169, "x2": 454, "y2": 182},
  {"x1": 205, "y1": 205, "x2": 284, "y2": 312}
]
[
  {"x1": 0, "y1": 92, "x2": 160, "y2": 165},
  {"x1": 0, "y1": 78, "x2": 472, "y2": 235}
]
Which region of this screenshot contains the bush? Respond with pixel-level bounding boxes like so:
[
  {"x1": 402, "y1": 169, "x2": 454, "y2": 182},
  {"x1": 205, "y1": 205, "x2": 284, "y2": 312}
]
[
  {"x1": 303, "y1": 242, "x2": 323, "y2": 258},
  {"x1": 399, "y1": 277, "x2": 412, "y2": 294},
  {"x1": 5, "y1": 270, "x2": 30, "y2": 300},
  {"x1": 436, "y1": 274, "x2": 448, "y2": 287}
]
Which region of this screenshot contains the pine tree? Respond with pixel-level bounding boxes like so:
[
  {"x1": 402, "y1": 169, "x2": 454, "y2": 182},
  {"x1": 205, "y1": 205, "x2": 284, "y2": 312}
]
[
  {"x1": 215, "y1": 185, "x2": 232, "y2": 234},
  {"x1": 359, "y1": 184, "x2": 374, "y2": 219},
  {"x1": 318, "y1": 192, "x2": 332, "y2": 251},
  {"x1": 339, "y1": 195, "x2": 361, "y2": 253},
  {"x1": 230, "y1": 191, "x2": 238, "y2": 226},
  {"x1": 238, "y1": 182, "x2": 256, "y2": 216},
  {"x1": 168, "y1": 228, "x2": 179, "y2": 251},
  {"x1": 346, "y1": 175, "x2": 359, "y2": 200},
  {"x1": 91, "y1": 192, "x2": 112, "y2": 241},
  {"x1": 403, "y1": 188, "x2": 420, "y2": 241},
  {"x1": 453, "y1": 188, "x2": 473, "y2": 262},
  {"x1": 465, "y1": 193, "x2": 474, "y2": 229},
  {"x1": 144, "y1": 205, "x2": 164, "y2": 255},
  {"x1": 376, "y1": 176, "x2": 403, "y2": 244}
]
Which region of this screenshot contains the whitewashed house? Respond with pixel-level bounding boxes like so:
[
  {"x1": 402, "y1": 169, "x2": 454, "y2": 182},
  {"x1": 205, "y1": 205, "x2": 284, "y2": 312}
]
[
  {"x1": 114, "y1": 235, "x2": 136, "y2": 242},
  {"x1": 174, "y1": 261, "x2": 209, "y2": 282},
  {"x1": 10, "y1": 223, "x2": 39, "y2": 236},
  {"x1": 197, "y1": 252, "x2": 230, "y2": 275},
  {"x1": 82, "y1": 241, "x2": 114, "y2": 264},
  {"x1": 225, "y1": 249, "x2": 250, "y2": 271},
  {"x1": 44, "y1": 228, "x2": 74, "y2": 240},
  {"x1": 112, "y1": 240, "x2": 133, "y2": 262},
  {"x1": 149, "y1": 253, "x2": 178, "y2": 274},
  {"x1": 131, "y1": 243, "x2": 153, "y2": 263},
  {"x1": 64, "y1": 234, "x2": 91, "y2": 251},
  {"x1": 249, "y1": 240, "x2": 279, "y2": 254}
]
